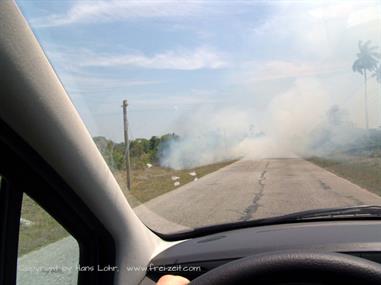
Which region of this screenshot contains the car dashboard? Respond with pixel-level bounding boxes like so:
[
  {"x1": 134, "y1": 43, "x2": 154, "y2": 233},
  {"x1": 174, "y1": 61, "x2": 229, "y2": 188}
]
[{"x1": 141, "y1": 220, "x2": 381, "y2": 284}]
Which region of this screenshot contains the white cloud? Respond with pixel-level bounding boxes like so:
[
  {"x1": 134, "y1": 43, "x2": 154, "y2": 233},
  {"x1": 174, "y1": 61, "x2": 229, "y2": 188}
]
[
  {"x1": 347, "y1": 6, "x2": 381, "y2": 27},
  {"x1": 45, "y1": 45, "x2": 227, "y2": 70},
  {"x1": 63, "y1": 75, "x2": 160, "y2": 94},
  {"x1": 78, "y1": 47, "x2": 227, "y2": 70},
  {"x1": 233, "y1": 60, "x2": 346, "y2": 85},
  {"x1": 308, "y1": 2, "x2": 380, "y2": 28},
  {"x1": 250, "y1": 1, "x2": 381, "y2": 58},
  {"x1": 308, "y1": 3, "x2": 355, "y2": 19},
  {"x1": 30, "y1": 0, "x2": 204, "y2": 28}
]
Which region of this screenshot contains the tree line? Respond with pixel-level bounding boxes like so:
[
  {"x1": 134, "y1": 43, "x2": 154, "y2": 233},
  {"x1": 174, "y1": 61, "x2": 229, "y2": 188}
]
[{"x1": 93, "y1": 134, "x2": 178, "y2": 171}]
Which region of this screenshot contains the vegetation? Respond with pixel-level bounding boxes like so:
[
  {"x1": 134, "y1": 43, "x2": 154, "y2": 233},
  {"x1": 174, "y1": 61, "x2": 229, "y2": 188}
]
[
  {"x1": 309, "y1": 155, "x2": 381, "y2": 197},
  {"x1": 94, "y1": 133, "x2": 235, "y2": 205},
  {"x1": 18, "y1": 134, "x2": 233, "y2": 256},
  {"x1": 352, "y1": 40, "x2": 381, "y2": 129},
  {"x1": 313, "y1": 40, "x2": 381, "y2": 187},
  {"x1": 308, "y1": 130, "x2": 381, "y2": 198},
  {"x1": 113, "y1": 160, "x2": 235, "y2": 207},
  {"x1": 93, "y1": 133, "x2": 179, "y2": 170},
  {"x1": 19, "y1": 195, "x2": 69, "y2": 256},
  {"x1": 373, "y1": 64, "x2": 381, "y2": 84}
]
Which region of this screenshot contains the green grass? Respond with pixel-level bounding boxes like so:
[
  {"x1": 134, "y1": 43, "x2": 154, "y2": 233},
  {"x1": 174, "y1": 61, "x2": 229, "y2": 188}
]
[
  {"x1": 308, "y1": 155, "x2": 381, "y2": 197},
  {"x1": 18, "y1": 195, "x2": 69, "y2": 256}
]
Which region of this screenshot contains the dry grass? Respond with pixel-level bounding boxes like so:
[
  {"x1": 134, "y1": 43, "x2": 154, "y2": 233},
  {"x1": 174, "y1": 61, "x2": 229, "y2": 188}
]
[
  {"x1": 18, "y1": 195, "x2": 69, "y2": 256},
  {"x1": 17, "y1": 160, "x2": 234, "y2": 255},
  {"x1": 114, "y1": 160, "x2": 236, "y2": 207},
  {"x1": 308, "y1": 155, "x2": 381, "y2": 197}
]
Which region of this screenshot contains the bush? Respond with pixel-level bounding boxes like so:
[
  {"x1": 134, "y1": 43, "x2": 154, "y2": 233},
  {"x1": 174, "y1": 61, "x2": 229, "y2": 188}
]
[{"x1": 93, "y1": 133, "x2": 179, "y2": 171}]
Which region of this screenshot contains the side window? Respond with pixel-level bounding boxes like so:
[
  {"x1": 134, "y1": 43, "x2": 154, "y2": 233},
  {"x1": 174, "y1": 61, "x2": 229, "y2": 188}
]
[
  {"x1": 17, "y1": 194, "x2": 79, "y2": 285},
  {"x1": 0, "y1": 125, "x2": 115, "y2": 285}
]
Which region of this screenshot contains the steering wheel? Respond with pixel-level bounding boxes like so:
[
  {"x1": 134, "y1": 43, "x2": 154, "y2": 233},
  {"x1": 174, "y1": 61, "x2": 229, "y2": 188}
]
[{"x1": 190, "y1": 251, "x2": 381, "y2": 285}]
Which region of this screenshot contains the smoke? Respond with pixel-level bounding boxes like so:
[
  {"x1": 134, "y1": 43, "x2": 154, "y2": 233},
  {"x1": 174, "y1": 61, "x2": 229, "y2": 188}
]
[
  {"x1": 159, "y1": 78, "x2": 374, "y2": 170},
  {"x1": 159, "y1": 108, "x2": 253, "y2": 169}
]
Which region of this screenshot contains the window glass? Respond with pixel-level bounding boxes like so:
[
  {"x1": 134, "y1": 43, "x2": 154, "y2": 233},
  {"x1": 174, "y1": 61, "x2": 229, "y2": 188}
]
[
  {"x1": 17, "y1": 194, "x2": 79, "y2": 285},
  {"x1": 16, "y1": 0, "x2": 381, "y2": 235}
]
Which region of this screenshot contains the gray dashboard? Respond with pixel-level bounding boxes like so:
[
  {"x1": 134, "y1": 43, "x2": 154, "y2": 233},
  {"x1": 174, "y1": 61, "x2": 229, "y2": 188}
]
[{"x1": 143, "y1": 221, "x2": 381, "y2": 283}]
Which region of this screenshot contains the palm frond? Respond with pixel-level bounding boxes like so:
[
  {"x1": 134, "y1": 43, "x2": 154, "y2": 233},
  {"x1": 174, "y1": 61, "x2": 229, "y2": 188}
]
[
  {"x1": 353, "y1": 40, "x2": 380, "y2": 75},
  {"x1": 373, "y1": 65, "x2": 381, "y2": 83}
]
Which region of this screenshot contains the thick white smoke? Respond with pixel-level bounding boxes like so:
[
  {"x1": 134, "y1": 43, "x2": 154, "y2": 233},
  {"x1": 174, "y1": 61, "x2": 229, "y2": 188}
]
[{"x1": 159, "y1": 79, "x2": 374, "y2": 170}]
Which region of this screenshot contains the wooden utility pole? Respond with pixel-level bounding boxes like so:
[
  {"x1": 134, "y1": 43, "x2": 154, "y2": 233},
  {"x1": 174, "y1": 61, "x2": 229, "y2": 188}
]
[{"x1": 122, "y1": 100, "x2": 131, "y2": 190}]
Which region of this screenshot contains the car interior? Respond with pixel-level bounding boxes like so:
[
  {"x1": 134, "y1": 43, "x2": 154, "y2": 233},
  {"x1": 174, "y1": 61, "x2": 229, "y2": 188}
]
[{"x1": 2, "y1": 0, "x2": 381, "y2": 284}]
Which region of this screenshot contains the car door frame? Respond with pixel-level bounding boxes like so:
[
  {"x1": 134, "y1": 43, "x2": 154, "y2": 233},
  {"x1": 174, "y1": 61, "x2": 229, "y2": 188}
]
[{"x1": 0, "y1": 119, "x2": 117, "y2": 284}]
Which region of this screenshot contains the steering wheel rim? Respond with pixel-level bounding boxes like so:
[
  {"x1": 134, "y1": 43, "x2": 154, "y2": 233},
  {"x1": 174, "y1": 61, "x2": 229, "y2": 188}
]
[{"x1": 190, "y1": 251, "x2": 381, "y2": 285}]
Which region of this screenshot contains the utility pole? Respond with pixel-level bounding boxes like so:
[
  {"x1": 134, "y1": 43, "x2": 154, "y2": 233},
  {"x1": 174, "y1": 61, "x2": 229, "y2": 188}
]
[{"x1": 122, "y1": 100, "x2": 131, "y2": 190}]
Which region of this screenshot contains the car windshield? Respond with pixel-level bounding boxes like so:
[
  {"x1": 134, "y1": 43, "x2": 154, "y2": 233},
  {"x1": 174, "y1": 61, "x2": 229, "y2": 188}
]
[{"x1": 17, "y1": 0, "x2": 381, "y2": 235}]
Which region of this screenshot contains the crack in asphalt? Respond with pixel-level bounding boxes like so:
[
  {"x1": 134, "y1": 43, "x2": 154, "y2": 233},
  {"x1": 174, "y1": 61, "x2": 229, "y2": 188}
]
[
  {"x1": 240, "y1": 162, "x2": 269, "y2": 221},
  {"x1": 318, "y1": 179, "x2": 363, "y2": 206},
  {"x1": 319, "y1": 180, "x2": 331, "y2": 190}
]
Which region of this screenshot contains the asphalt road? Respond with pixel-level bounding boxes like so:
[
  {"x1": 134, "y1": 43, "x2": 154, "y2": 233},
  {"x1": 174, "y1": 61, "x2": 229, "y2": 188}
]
[
  {"x1": 17, "y1": 236, "x2": 78, "y2": 285},
  {"x1": 134, "y1": 158, "x2": 381, "y2": 233},
  {"x1": 17, "y1": 158, "x2": 381, "y2": 284}
]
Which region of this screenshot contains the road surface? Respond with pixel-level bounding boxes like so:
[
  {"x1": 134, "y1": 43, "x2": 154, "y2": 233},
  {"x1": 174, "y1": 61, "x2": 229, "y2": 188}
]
[
  {"x1": 18, "y1": 158, "x2": 381, "y2": 284},
  {"x1": 17, "y1": 236, "x2": 78, "y2": 285},
  {"x1": 134, "y1": 158, "x2": 381, "y2": 233}
]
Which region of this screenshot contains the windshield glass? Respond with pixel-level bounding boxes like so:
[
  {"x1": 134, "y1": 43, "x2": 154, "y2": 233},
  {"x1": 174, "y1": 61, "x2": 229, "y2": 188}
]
[{"x1": 17, "y1": 0, "x2": 381, "y2": 235}]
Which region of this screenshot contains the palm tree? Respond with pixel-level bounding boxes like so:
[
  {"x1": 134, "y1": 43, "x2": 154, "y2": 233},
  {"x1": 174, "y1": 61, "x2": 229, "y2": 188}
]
[
  {"x1": 373, "y1": 64, "x2": 381, "y2": 84},
  {"x1": 352, "y1": 40, "x2": 380, "y2": 130},
  {"x1": 373, "y1": 64, "x2": 381, "y2": 126}
]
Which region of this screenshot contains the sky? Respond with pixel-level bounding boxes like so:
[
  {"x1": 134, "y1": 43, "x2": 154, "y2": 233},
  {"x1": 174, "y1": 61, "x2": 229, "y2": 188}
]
[{"x1": 16, "y1": 0, "x2": 381, "y2": 144}]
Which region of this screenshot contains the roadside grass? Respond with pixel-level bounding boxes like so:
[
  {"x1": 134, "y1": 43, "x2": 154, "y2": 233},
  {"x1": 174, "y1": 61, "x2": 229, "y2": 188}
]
[
  {"x1": 114, "y1": 160, "x2": 236, "y2": 207},
  {"x1": 308, "y1": 155, "x2": 381, "y2": 197},
  {"x1": 17, "y1": 160, "x2": 235, "y2": 255},
  {"x1": 19, "y1": 195, "x2": 69, "y2": 256}
]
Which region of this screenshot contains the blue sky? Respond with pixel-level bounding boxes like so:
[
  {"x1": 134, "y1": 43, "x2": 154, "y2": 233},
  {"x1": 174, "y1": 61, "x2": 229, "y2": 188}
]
[{"x1": 17, "y1": 0, "x2": 381, "y2": 142}]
